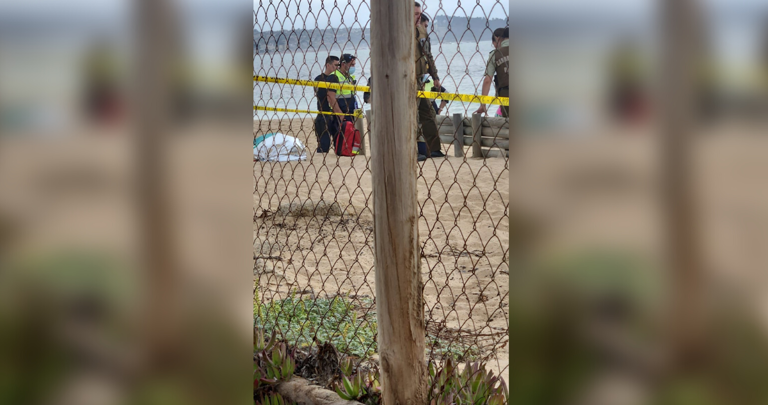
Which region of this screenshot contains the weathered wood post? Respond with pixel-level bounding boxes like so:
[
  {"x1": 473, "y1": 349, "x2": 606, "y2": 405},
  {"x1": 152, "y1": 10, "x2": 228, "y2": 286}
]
[
  {"x1": 452, "y1": 112, "x2": 464, "y2": 157},
  {"x1": 136, "y1": 0, "x2": 180, "y2": 366},
  {"x1": 355, "y1": 114, "x2": 367, "y2": 156},
  {"x1": 659, "y1": 0, "x2": 705, "y2": 371},
  {"x1": 471, "y1": 113, "x2": 483, "y2": 158},
  {"x1": 370, "y1": 0, "x2": 427, "y2": 403}
]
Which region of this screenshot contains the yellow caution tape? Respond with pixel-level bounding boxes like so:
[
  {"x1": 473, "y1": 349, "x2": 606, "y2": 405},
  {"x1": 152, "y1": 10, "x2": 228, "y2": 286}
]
[
  {"x1": 254, "y1": 75, "x2": 509, "y2": 106},
  {"x1": 417, "y1": 90, "x2": 508, "y2": 106},
  {"x1": 254, "y1": 105, "x2": 363, "y2": 118},
  {"x1": 255, "y1": 75, "x2": 367, "y2": 93}
]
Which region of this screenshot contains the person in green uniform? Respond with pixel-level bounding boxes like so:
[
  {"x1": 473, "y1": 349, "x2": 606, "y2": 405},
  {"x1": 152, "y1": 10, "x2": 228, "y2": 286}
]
[
  {"x1": 421, "y1": 14, "x2": 449, "y2": 115},
  {"x1": 415, "y1": 2, "x2": 444, "y2": 161},
  {"x1": 475, "y1": 27, "x2": 509, "y2": 118}
]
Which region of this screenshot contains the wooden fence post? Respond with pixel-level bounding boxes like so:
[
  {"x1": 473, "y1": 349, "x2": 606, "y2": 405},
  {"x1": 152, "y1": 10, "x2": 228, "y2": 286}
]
[
  {"x1": 452, "y1": 113, "x2": 464, "y2": 157},
  {"x1": 660, "y1": 0, "x2": 705, "y2": 371},
  {"x1": 370, "y1": 0, "x2": 427, "y2": 403},
  {"x1": 472, "y1": 113, "x2": 483, "y2": 158},
  {"x1": 136, "y1": 0, "x2": 181, "y2": 368},
  {"x1": 355, "y1": 114, "x2": 367, "y2": 156}
]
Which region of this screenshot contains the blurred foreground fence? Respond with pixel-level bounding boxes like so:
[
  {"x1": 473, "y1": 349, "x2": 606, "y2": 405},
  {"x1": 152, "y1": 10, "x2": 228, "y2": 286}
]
[{"x1": 253, "y1": 0, "x2": 510, "y2": 390}]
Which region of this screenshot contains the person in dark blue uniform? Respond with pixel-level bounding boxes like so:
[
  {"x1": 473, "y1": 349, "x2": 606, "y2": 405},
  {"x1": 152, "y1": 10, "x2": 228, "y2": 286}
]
[
  {"x1": 425, "y1": 78, "x2": 448, "y2": 115},
  {"x1": 313, "y1": 56, "x2": 343, "y2": 153}
]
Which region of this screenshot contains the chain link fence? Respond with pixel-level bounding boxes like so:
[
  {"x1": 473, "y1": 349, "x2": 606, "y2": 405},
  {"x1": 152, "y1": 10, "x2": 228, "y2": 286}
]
[{"x1": 254, "y1": 0, "x2": 509, "y2": 379}]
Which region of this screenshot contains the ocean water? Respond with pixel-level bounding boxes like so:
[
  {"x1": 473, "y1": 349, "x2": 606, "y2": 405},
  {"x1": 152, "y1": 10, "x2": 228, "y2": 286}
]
[
  {"x1": 254, "y1": 20, "x2": 765, "y2": 132},
  {"x1": 253, "y1": 36, "x2": 639, "y2": 129}
]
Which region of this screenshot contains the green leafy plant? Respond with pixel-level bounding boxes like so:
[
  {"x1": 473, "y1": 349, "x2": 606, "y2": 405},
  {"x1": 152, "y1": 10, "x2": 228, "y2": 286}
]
[
  {"x1": 255, "y1": 294, "x2": 378, "y2": 358},
  {"x1": 256, "y1": 342, "x2": 295, "y2": 384},
  {"x1": 254, "y1": 327, "x2": 274, "y2": 353},
  {"x1": 340, "y1": 357, "x2": 355, "y2": 377},
  {"x1": 428, "y1": 358, "x2": 508, "y2": 405},
  {"x1": 254, "y1": 293, "x2": 476, "y2": 361},
  {"x1": 255, "y1": 393, "x2": 295, "y2": 405},
  {"x1": 335, "y1": 368, "x2": 381, "y2": 404},
  {"x1": 253, "y1": 327, "x2": 296, "y2": 399},
  {"x1": 427, "y1": 336, "x2": 481, "y2": 362},
  {"x1": 336, "y1": 373, "x2": 363, "y2": 400}
]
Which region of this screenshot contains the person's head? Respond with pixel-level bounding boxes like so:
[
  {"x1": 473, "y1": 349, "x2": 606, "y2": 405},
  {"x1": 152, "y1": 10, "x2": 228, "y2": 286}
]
[
  {"x1": 340, "y1": 53, "x2": 357, "y2": 75},
  {"x1": 420, "y1": 13, "x2": 430, "y2": 30},
  {"x1": 414, "y1": 2, "x2": 422, "y2": 26},
  {"x1": 324, "y1": 55, "x2": 340, "y2": 73},
  {"x1": 492, "y1": 27, "x2": 509, "y2": 48}
]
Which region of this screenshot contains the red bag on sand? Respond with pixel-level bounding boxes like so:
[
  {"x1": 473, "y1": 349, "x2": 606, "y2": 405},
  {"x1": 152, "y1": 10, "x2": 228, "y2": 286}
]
[{"x1": 335, "y1": 121, "x2": 361, "y2": 156}]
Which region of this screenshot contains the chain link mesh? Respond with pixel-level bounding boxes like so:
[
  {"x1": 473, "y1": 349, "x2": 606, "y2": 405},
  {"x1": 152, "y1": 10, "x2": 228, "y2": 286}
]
[{"x1": 254, "y1": 0, "x2": 509, "y2": 378}]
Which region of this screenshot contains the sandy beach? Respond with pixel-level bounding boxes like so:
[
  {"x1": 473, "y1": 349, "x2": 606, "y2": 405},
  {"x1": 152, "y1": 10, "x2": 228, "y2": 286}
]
[{"x1": 253, "y1": 117, "x2": 510, "y2": 373}]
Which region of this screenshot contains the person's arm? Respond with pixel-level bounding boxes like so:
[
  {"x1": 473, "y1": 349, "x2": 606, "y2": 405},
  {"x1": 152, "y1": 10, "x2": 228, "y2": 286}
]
[
  {"x1": 438, "y1": 100, "x2": 449, "y2": 113},
  {"x1": 423, "y1": 36, "x2": 440, "y2": 87},
  {"x1": 475, "y1": 55, "x2": 496, "y2": 115},
  {"x1": 437, "y1": 85, "x2": 448, "y2": 114},
  {"x1": 327, "y1": 91, "x2": 344, "y2": 116},
  {"x1": 432, "y1": 86, "x2": 448, "y2": 115},
  {"x1": 475, "y1": 75, "x2": 493, "y2": 114},
  {"x1": 325, "y1": 76, "x2": 345, "y2": 121},
  {"x1": 351, "y1": 77, "x2": 359, "y2": 110},
  {"x1": 363, "y1": 78, "x2": 371, "y2": 104}
]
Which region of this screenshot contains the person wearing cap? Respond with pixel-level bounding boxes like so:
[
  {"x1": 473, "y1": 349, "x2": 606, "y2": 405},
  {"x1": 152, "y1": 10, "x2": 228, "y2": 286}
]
[
  {"x1": 414, "y1": 2, "x2": 444, "y2": 161},
  {"x1": 333, "y1": 53, "x2": 359, "y2": 122},
  {"x1": 475, "y1": 27, "x2": 509, "y2": 118}
]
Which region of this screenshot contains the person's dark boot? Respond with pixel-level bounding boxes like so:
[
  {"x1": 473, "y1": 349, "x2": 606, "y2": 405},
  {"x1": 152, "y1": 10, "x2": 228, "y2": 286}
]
[
  {"x1": 418, "y1": 154, "x2": 427, "y2": 162},
  {"x1": 430, "y1": 151, "x2": 445, "y2": 158}
]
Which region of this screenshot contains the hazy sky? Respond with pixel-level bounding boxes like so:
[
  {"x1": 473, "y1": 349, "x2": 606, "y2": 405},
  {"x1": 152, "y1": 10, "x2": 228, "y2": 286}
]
[
  {"x1": 0, "y1": 0, "x2": 763, "y2": 26},
  {"x1": 254, "y1": 0, "x2": 507, "y2": 30},
  {"x1": 253, "y1": 0, "x2": 767, "y2": 30}
]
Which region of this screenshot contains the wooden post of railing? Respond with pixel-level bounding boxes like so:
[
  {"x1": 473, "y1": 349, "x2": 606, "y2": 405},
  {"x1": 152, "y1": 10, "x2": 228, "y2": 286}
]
[
  {"x1": 355, "y1": 114, "x2": 367, "y2": 156},
  {"x1": 370, "y1": 0, "x2": 427, "y2": 403},
  {"x1": 452, "y1": 113, "x2": 464, "y2": 157},
  {"x1": 471, "y1": 113, "x2": 483, "y2": 158}
]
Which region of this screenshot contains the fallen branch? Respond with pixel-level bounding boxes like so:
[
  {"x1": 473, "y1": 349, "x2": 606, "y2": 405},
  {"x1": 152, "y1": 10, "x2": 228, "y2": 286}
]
[{"x1": 276, "y1": 376, "x2": 364, "y2": 405}]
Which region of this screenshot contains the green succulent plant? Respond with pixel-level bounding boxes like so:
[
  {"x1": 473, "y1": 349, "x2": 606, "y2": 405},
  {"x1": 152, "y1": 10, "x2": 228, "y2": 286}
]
[
  {"x1": 428, "y1": 358, "x2": 508, "y2": 405},
  {"x1": 255, "y1": 393, "x2": 296, "y2": 405},
  {"x1": 254, "y1": 327, "x2": 297, "y2": 398},
  {"x1": 335, "y1": 361, "x2": 382, "y2": 404}
]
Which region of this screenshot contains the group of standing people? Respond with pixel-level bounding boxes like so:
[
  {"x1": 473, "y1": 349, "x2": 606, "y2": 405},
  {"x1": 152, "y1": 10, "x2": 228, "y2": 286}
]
[
  {"x1": 313, "y1": 53, "x2": 358, "y2": 153},
  {"x1": 312, "y1": 1, "x2": 510, "y2": 160}
]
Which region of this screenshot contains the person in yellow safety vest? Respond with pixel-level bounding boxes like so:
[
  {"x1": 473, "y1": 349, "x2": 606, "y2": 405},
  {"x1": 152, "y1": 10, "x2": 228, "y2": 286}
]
[{"x1": 333, "y1": 53, "x2": 358, "y2": 122}]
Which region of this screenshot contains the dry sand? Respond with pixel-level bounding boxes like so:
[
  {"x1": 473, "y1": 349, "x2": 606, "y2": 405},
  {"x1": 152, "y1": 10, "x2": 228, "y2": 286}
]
[
  {"x1": 253, "y1": 117, "x2": 510, "y2": 374},
  {"x1": 253, "y1": 117, "x2": 768, "y2": 379}
]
